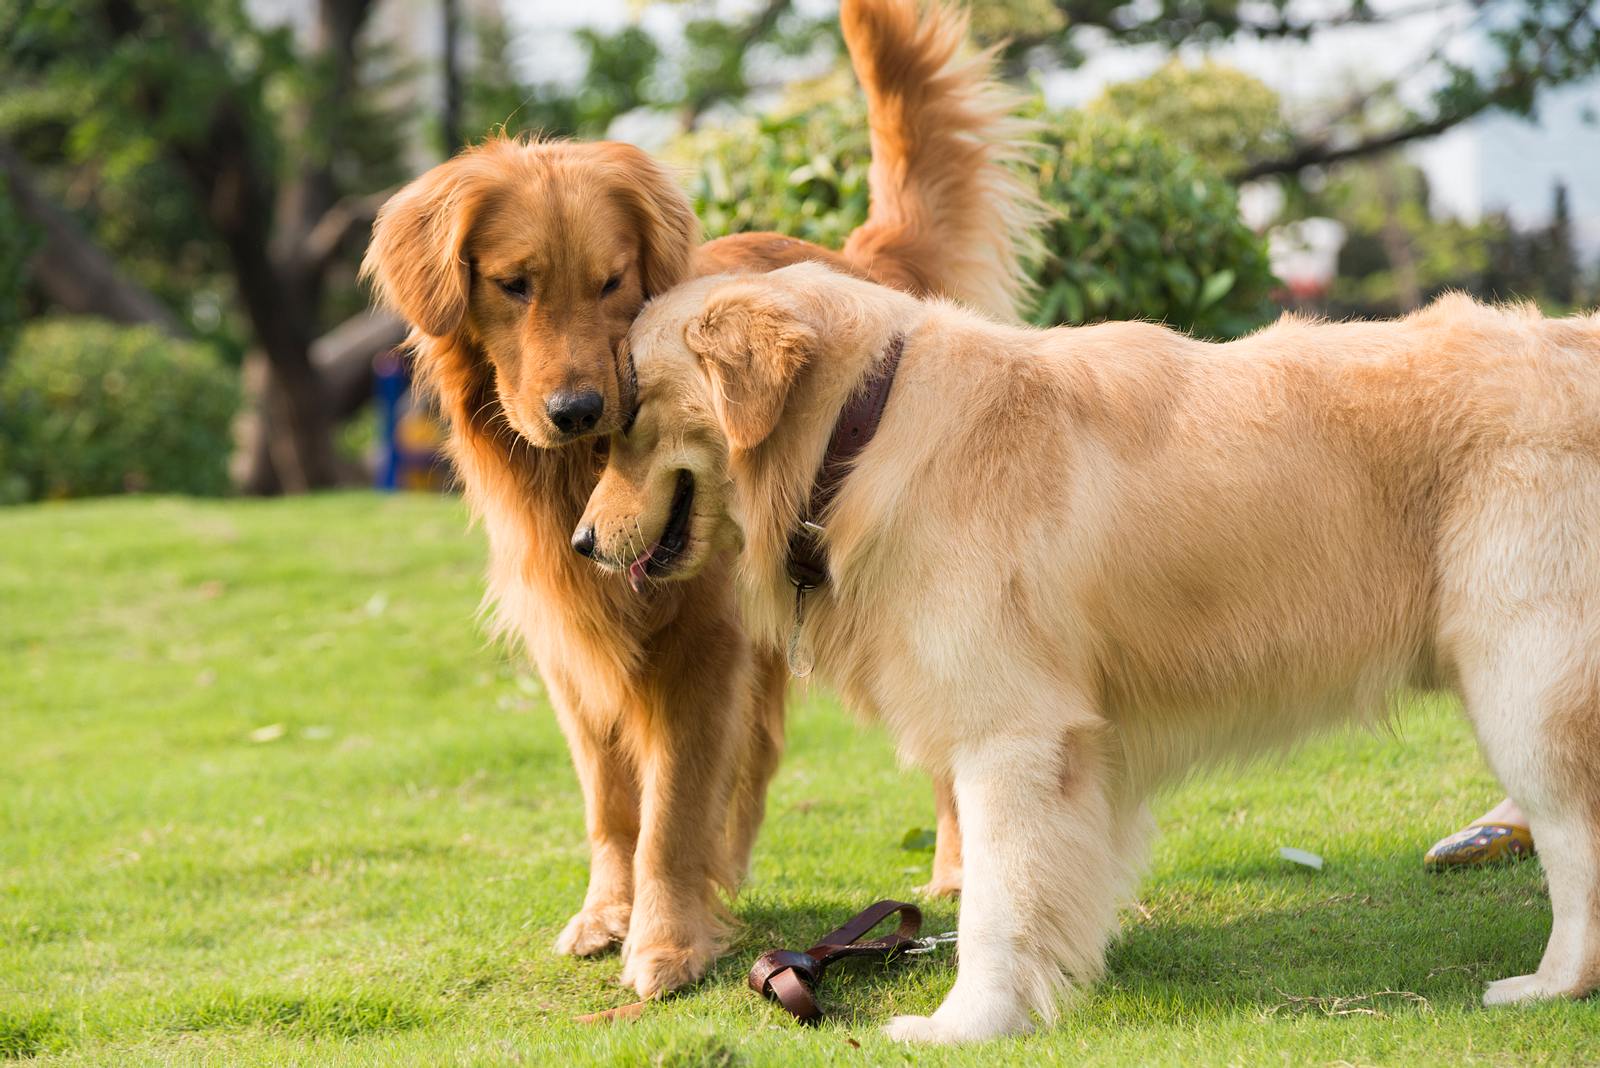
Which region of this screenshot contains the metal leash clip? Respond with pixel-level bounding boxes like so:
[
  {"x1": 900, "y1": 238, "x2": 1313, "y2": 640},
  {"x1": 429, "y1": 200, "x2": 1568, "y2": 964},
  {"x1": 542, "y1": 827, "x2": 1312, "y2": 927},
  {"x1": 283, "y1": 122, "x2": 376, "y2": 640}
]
[{"x1": 902, "y1": 930, "x2": 958, "y2": 955}]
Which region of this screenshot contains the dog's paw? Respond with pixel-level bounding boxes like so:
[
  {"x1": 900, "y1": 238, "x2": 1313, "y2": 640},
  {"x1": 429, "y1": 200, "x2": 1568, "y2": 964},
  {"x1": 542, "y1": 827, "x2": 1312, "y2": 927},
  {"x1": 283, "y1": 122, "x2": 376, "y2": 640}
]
[
  {"x1": 1483, "y1": 973, "x2": 1578, "y2": 1006},
  {"x1": 619, "y1": 937, "x2": 716, "y2": 999},
  {"x1": 554, "y1": 904, "x2": 630, "y2": 957},
  {"x1": 916, "y1": 869, "x2": 963, "y2": 898},
  {"x1": 884, "y1": 1014, "x2": 965, "y2": 1044},
  {"x1": 885, "y1": 997, "x2": 1034, "y2": 1045}
]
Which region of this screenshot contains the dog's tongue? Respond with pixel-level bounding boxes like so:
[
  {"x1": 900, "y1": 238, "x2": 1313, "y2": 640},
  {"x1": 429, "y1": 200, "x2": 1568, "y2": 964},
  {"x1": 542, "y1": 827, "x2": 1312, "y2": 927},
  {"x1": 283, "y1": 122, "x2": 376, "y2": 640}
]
[{"x1": 627, "y1": 556, "x2": 649, "y2": 594}]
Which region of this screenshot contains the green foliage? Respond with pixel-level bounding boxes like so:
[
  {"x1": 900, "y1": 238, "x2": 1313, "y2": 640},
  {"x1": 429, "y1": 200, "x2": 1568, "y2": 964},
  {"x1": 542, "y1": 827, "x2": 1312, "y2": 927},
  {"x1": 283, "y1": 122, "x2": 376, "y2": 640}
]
[
  {"x1": 1029, "y1": 110, "x2": 1277, "y2": 338},
  {"x1": 1089, "y1": 60, "x2": 1291, "y2": 176},
  {"x1": 668, "y1": 79, "x2": 872, "y2": 251},
  {"x1": 3, "y1": 0, "x2": 414, "y2": 350},
  {"x1": 672, "y1": 89, "x2": 1275, "y2": 338},
  {"x1": 0, "y1": 320, "x2": 238, "y2": 503}
]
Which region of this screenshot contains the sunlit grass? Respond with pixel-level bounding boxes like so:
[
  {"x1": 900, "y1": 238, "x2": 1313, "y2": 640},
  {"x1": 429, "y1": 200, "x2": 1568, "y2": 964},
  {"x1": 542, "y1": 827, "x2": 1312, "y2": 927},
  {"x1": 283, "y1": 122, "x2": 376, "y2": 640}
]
[{"x1": 3, "y1": 495, "x2": 1589, "y2": 1065}]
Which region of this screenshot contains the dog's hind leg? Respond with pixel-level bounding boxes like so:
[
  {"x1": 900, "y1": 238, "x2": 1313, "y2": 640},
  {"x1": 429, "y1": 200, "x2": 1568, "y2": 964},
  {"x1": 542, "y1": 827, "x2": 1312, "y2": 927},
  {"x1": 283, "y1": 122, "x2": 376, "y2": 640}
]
[
  {"x1": 1444, "y1": 464, "x2": 1600, "y2": 1006},
  {"x1": 886, "y1": 708, "x2": 1141, "y2": 1043},
  {"x1": 920, "y1": 773, "x2": 964, "y2": 897},
  {"x1": 1458, "y1": 631, "x2": 1600, "y2": 1006}
]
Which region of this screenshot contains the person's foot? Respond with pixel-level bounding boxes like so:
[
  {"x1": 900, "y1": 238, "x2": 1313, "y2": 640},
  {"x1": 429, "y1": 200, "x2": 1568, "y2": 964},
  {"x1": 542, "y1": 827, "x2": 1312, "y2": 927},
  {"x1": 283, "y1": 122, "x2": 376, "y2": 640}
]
[{"x1": 1424, "y1": 798, "x2": 1535, "y2": 870}]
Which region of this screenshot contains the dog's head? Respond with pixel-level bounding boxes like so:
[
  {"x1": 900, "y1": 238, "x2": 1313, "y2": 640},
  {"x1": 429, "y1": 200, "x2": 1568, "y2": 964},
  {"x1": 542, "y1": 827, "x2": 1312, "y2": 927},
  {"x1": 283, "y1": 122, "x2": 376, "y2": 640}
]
[
  {"x1": 362, "y1": 139, "x2": 699, "y2": 448},
  {"x1": 573, "y1": 266, "x2": 848, "y2": 589}
]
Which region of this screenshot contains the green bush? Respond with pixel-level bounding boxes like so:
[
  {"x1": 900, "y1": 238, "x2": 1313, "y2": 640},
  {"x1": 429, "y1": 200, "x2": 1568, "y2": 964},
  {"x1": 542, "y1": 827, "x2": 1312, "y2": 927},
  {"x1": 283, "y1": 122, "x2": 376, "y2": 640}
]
[
  {"x1": 669, "y1": 87, "x2": 1276, "y2": 340},
  {"x1": 1029, "y1": 109, "x2": 1277, "y2": 339},
  {"x1": 0, "y1": 319, "x2": 239, "y2": 503},
  {"x1": 669, "y1": 76, "x2": 873, "y2": 253}
]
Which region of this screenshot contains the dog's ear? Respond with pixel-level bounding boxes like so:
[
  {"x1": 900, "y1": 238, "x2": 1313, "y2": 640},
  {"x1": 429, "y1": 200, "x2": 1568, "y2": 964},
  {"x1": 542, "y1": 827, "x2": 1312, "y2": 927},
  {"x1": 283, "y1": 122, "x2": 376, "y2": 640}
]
[
  {"x1": 362, "y1": 157, "x2": 488, "y2": 338},
  {"x1": 683, "y1": 282, "x2": 816, "y2": 451},
  {"x1": 599, "y1": 143, "x2": 700, "y2": 299}
]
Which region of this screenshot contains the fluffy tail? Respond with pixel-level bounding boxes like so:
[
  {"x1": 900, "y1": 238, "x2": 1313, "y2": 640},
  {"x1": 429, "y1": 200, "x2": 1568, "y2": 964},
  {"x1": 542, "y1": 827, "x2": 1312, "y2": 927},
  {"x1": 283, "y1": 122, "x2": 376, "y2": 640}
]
[{"x1": 840, "y1": 0, "x2": 1045, "y2": 321}]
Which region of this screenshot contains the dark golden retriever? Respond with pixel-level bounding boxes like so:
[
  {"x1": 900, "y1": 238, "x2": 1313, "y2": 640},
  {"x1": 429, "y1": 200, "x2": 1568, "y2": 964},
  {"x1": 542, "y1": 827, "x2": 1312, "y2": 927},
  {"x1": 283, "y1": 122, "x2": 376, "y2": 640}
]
[{"x1": 362, "y1": 0, "x2": 1041, "y2": 998}]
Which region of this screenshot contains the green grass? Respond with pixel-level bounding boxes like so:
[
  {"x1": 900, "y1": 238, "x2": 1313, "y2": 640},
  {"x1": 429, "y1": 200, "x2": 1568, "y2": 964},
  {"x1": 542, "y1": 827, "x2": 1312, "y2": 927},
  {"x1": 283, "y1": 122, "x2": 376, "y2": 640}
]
[{"x1": 2, "y1": 494, "x2": 1592, "y2": 1066}]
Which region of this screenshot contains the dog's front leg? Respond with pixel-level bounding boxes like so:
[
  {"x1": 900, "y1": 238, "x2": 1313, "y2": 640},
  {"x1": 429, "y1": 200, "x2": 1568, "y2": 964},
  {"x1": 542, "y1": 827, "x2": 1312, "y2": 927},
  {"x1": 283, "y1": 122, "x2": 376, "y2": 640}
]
[
  {"x1": 551, "y1": 694, "x2": 640, "y2": 957},
  {"x1": 617, "y1": 627, "x2": 746, "y2": 998},
  {"x1": 887, "y1": 719, "x2": 1136, "y2": 1044}
]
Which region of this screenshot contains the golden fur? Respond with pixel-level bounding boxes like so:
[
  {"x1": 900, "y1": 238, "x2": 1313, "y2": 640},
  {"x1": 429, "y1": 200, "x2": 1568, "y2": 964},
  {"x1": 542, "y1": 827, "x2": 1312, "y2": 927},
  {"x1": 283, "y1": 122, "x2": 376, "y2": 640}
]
[
  {"x1": 581, "y1": 262, "x2": 1600, "y2": 1041},
  {"x1": 360, "y1": 0, "x2": 1040, "y2": 998}
]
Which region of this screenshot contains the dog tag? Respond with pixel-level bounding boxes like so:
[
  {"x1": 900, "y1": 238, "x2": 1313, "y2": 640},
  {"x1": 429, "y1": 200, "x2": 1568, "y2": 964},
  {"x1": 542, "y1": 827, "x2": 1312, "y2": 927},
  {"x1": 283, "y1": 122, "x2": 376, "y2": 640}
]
[{"x1": 787, "y1": 586, "x2": 814, "y2": 678}]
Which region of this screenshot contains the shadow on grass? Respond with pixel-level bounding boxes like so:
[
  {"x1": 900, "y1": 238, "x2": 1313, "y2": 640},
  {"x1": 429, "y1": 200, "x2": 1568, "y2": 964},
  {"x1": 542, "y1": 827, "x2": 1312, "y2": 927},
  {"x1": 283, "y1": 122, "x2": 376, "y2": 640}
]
[{"x1": 714, "y1": 853, "x2": 1556, "y2": 1027}]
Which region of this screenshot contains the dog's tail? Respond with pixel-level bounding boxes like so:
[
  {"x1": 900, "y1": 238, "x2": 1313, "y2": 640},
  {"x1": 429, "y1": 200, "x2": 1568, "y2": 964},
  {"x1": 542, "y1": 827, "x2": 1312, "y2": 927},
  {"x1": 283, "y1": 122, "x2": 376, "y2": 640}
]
[{"x1": 840, "y1": 0, "x2": 1045, "y2": 321}]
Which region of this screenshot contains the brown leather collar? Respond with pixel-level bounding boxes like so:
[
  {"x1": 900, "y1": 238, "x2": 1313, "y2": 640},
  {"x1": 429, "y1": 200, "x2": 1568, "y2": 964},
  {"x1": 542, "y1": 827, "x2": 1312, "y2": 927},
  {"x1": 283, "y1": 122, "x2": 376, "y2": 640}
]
[{"x1": 785, "y1": 332, "x2": 906, "y2": 590}]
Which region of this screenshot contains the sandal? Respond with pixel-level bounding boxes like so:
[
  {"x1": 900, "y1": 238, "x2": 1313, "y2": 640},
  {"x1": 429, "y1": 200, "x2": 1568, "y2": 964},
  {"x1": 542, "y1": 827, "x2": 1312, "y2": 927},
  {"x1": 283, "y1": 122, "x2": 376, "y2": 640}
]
[{"x1": 1424, "y1": 822, "x2": 1535, "y2": 870}]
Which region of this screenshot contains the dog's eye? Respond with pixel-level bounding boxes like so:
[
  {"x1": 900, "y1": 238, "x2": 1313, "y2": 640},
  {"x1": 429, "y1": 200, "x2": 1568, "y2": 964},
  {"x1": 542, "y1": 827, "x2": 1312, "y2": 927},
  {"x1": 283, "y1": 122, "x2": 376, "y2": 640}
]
[
  {"x1": 496, "y1": 276, "x2": 530, "y2": 301},
  {"x1": 600, "y1": 275, "x2": 622, "y2": 298}
]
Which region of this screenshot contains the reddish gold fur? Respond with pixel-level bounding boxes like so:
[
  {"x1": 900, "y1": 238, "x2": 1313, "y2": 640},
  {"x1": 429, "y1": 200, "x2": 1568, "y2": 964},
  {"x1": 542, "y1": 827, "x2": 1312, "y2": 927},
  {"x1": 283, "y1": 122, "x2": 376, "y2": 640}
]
[{"x1": 360, "y1": 0, "x2": 1039, "y2": 996}]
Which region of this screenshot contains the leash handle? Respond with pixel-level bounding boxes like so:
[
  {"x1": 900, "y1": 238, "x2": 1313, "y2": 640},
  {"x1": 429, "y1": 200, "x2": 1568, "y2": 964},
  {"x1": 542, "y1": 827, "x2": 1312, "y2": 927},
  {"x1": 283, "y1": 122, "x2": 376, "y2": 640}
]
[{"x1": 748, "y1": 900, "x2": 925, "y2": 1023}]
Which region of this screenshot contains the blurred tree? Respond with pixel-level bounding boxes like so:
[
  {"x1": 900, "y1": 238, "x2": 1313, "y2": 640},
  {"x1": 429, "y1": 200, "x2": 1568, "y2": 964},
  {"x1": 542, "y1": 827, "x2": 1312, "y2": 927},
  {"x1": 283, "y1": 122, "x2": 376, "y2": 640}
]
[
  {"x1": 2, "y1": 0, "x2": 412, "y2": 492},
  {"x1": 1323, "y1": 161, "x2": 1491, "y2": 316},
  {"x1": 476, "y1": 0, "x2": 834, "y2": 140},
  {"x1": 1321, "y1": 167, "x2": 1593, "y2": 317},
  {"x1": 1535, "y1": 182, "x2": 1578, "y2": 307},
  {"x1": 516, "y1": 0, "x2": 1598, "y2": 182},
  {"x1": 1088, "y1": 61, "x2": 1291, "y2": 177},
  {"x1": 1482, "y1": 182, "x2": 1593, "y2": 312},
  {"x1": 1004, "y1": 0, "x2": 1600, "y2": 181}
]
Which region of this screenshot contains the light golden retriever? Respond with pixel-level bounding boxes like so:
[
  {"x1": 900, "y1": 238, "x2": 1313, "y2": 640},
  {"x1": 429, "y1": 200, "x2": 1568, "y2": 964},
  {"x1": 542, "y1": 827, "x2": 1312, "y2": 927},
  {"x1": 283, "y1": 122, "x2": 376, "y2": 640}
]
[
  {"x1": 361, "y1": 0, "x2": 1040, "y2": 998},
  {"x1": 578, "y1": 261, "x2": 1600, "y2": 1041}
]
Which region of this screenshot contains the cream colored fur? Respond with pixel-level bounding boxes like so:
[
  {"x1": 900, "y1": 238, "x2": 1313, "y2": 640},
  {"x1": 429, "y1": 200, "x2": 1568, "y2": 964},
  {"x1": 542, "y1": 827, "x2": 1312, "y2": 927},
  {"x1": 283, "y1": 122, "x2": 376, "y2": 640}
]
[{"x1": 578, "y1": 262, "x2": 1600, "y2": 1042}]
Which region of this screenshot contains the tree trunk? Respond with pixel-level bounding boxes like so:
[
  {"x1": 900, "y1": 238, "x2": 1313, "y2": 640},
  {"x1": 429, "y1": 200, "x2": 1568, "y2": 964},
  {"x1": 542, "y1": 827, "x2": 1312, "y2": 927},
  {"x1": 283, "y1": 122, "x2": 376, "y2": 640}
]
[
  {"x1": 0, "y1": 140, "x2": 187, "y2": 337},
  {"x1": 1376, "y1": 163, "x2": 1422, "y2": 312},
  {"x1": 234, "y1": 310, "x2": 406, "y2": 493},
  {"x1": 442, "y1": 0, "x2": 462, "y2": 152}
]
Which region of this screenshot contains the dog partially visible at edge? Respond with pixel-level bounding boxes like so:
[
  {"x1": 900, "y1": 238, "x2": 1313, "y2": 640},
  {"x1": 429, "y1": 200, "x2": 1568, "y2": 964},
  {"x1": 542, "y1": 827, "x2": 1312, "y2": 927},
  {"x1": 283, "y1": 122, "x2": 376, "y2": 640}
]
[
  {"x1": 578, "y1": 261, "x2": 1600, "y2": 1041},
  {"x1": 360, "y1": 0, "x2": 1043, "y2": 999}
]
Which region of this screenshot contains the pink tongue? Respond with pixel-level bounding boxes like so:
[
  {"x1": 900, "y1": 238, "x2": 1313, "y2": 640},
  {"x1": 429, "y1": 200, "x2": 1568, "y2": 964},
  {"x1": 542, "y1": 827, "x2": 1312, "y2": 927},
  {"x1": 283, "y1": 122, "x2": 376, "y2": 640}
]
[{"x1": 627, "y1": 557, "x2": 649, "y2": 594}]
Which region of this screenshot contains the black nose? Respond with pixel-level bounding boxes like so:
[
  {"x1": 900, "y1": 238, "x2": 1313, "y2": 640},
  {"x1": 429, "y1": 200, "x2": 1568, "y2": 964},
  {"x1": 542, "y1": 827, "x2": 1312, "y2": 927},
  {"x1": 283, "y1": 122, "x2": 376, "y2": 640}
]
[
  {"x1": 571, "y1": 524, "x2": 597, "y2": 559},
  {"x1": 547, "y1": 390, "x2": 604, "y2": 436}
]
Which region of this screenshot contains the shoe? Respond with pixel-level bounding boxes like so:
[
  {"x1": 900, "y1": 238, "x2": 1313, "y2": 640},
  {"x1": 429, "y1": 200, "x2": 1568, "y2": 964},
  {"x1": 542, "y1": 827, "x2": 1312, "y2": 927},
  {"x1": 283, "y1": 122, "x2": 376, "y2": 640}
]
[{"x1": 1424, "y1": 822, "x2": 1535, "y2": 870}]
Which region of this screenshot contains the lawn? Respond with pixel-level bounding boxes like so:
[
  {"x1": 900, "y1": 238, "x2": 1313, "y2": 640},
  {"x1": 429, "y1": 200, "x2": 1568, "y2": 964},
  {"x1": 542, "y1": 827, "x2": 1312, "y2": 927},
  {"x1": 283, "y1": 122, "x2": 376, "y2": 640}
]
[{"x1": 3, "y1": 494, "x2": 1593, "y2": 1066}]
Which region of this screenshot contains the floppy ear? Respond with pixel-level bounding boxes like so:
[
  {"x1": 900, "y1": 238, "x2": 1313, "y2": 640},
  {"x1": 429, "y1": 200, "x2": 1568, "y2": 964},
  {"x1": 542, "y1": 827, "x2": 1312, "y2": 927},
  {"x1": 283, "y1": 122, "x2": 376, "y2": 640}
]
[
  {"x1": 361, "y1": 157, "x2": 487, "y2": 338},
  {"x1": 599, "y1": 142, "x2": 700, "y2": 299},
  {"x1": 683, "y1": 282, "x2": 816, "y2": 451}
]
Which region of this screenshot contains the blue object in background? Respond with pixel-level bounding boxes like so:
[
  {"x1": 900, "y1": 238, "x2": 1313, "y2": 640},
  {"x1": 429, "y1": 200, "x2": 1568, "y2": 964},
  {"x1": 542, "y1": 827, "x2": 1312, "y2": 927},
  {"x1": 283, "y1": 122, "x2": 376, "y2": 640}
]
[{"x1": 374, "y1": 349, "x2": 407, "y2": 491}]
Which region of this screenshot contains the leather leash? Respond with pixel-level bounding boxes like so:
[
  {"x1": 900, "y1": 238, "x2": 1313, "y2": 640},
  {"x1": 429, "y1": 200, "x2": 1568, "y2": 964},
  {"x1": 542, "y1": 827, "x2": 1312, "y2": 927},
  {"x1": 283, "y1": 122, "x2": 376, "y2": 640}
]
[
  {"x1": 749, "y1": 899, "x2": 953, "y2": 1023},
  {"x1": 784, "y1": 332, "x2": 906, "y2": 675}
]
